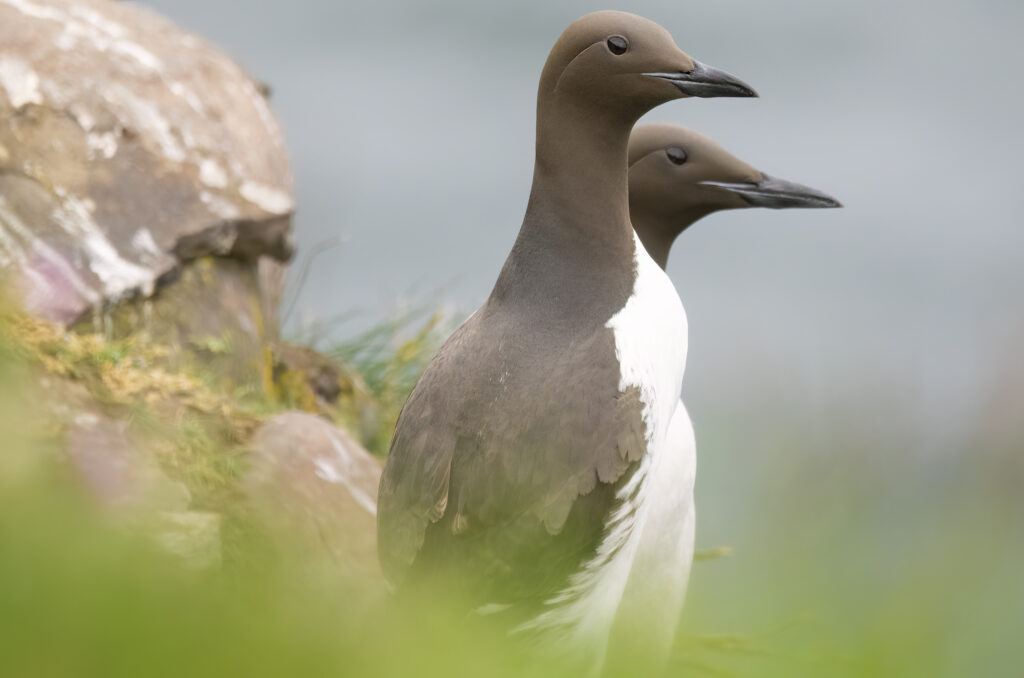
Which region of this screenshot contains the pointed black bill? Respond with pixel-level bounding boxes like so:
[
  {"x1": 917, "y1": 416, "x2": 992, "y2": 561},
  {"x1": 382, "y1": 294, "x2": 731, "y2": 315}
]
[
  {"x1": 700, "y1": 173, "x2": 842, "y2": 209},
  {"x1": 644, "y1": 60, "x2": 758, "y2": 98}
]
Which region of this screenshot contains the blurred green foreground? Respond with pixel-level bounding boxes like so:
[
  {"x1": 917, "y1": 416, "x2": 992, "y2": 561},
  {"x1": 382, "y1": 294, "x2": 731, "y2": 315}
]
[{"x1": 0, "y1": 303, "x2": 1021, "y2": 678}]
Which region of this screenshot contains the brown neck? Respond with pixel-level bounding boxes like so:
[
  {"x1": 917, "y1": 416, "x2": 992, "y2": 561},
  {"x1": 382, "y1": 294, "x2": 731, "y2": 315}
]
[
  {"x1": 631, "y1": 215, "x2": 676, "y2": 270},
  {"x1": 530, "y1": 97, "x2": 632, "y2": 234},
  {"x1": 631, "y1": 206, "x2": 717, "y2": 271},
  {"x1": 491, "y1": 96, "x2": 638, "y2": 315}
]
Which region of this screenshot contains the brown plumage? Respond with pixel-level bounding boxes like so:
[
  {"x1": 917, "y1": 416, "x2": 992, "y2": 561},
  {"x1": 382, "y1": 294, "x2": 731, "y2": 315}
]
[
  {"x1": 628, "y1": 123, "x2": 841, "y2": 269},
  {"x1": 377, "y1": 11, "x2": 755, "y2": 643}
]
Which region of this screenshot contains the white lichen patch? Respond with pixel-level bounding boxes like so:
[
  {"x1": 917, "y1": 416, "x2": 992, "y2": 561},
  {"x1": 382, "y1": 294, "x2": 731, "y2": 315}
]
[
  {"x1": 0, "y1": 0, "x2": 63, "y2": 24},
  {"x1": 318, "y1": 430, "x2": 379, "y2": 516},
  {"x1": 108, "y1": 39, "x2": 163, "y2": 73},
  {"x1": 0, "y1": 0, "x2": 295, "y2": 320},
  {"x1": 0, "y1": 57, "x2": 43, "y2": 108},
  {"x1": 54, "y1": 30, "x2": 75, "y2": 51},
  {"x1": 50, "y1": 190, "x2": 154, "y2": 299},
  {"x1": 86, "y1": 131, "x2": 118, "y2": 160},
  {"x1": 199, "y1": 191, "x2": 241, "y2": 221},
  {"x1": 0, "y1": 206, "x2": 22, "y2": 268},
  {"x1": 67, "y1": 103, "x2": 96, "y2": 131},
  {"x1": 67, "y1": 3, "x2": 127, "y2": 39},
  {"x1": 2, "y1": 0, "x2": 163, "y2": 74},
  {"x1": 198, "y1": 158, "x2": 228, "y2": 188},
  {"x1": 168, "y1": 80, "x2": 205, "y2": 116},
  {"x1": 131, "y1": 228, "x2": 162, "y2": 258},
  {"x1": 100, "y1": 84, "x2": 186, "y2": 162},
  {"x1": 0, "y1": 195, "x2": 99, "y2": 305},
  {"x1": 240, "y1": 181, "x2": 293, "y2": 215}
]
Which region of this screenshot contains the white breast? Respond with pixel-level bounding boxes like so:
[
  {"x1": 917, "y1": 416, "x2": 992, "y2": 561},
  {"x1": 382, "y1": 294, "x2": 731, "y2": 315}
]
[
  {"x1": 606, "y1": 401, "x2": 697, "y2": 670},
  {"x1": 514, "y1": 233, "x2": 689, "y2": 672},
  {"x1": 606, "y1": 232, "x2": 689, "y2": 437}
]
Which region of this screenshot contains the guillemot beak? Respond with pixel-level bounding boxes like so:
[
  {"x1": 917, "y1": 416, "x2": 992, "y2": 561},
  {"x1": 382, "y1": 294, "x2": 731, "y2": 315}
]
[
  {"x1": 644, "y1": 60, "x2": 758, "y2": 98},
  {"x1": 700, "y1": 173, "x2": 842, "y2": 209}
]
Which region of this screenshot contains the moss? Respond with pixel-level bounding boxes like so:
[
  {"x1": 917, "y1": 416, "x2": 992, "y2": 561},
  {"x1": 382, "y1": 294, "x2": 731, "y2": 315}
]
[
  {"x1": 0, "y1": 302, "x2": 414, "y2": 520},
  {"x1": 189, "y1": 334, "x2": 233, "y2": 356},
  {"x1": 4, "y1": 312, "x2": 253, "y2": 507},
  {"x1": 91, "y1": 257, "x2": 269, "y2": 392},
  {"x1": 272, "y1": 367, "x2": 319, "y2": 412},
  {"x1": 1, "y1": 293, "x2": 446, "y2": 578}
]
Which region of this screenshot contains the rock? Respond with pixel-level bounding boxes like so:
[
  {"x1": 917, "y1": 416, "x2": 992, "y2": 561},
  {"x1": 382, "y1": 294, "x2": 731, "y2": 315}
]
[
  {"x1": 269, "y1": 342, "x2": 375, "y2": 415},
  {"x1": 272, "y1": 343, "x2": 346, "y2": 405},
  {"x1": 152, "y1": 511, "x2": 222, "y2": 570},
  {"x1": 245, "y1": 412, "x2": 384, "y2": 585},
  {"x1": 65, "y1": 411, "x2": 223, "y2": 570},
  {"x1": 102, "y1": 256, "x2": 278, "y2": 388},
  {"x1": 0, "y1": 0, "x2": 293, "y2": 325},
  {"x1": 66, "y1": 411, "x2": 191, "y2": 512}
]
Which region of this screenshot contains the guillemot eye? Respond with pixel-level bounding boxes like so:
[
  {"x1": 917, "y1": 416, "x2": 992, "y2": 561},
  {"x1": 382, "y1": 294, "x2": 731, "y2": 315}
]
[
  {"x1": 606, "y1": 35, "x2": 629, "y2": 55},
  {"x1": 666, "y1": 147, "x2": 688, "y2": 165}
]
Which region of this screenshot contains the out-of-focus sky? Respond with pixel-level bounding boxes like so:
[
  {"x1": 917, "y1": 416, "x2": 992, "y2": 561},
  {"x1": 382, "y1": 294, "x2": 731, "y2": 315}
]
[{"x1": 142, "y1": 0, "x2": 1023, "y2": 456}]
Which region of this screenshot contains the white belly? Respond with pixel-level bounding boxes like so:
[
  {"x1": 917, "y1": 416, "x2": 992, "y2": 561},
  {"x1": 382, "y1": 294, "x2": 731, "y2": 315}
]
[
  {"x1": 515, "y1": 233, "x2": 689, "y2": 672},
  {"x1": 605, "y1": 401, "x2": 697, "y2": 670}
]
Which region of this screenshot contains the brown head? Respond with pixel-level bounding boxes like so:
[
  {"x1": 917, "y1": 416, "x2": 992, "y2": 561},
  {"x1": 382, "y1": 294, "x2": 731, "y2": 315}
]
[
  {"x1": 537, "y1": 11, "x2": 757, "y2": 126},
  {"x1": 628, "y1": 123, "x2": 842, "y2": 269},
  {"x1": 500, "y1": 12, "x2": 758, "y2": 310}
]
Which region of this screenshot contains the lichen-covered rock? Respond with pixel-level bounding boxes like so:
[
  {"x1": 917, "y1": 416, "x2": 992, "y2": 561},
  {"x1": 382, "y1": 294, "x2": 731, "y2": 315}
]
[
  {"x1": 0, "y1": 0, "x2": 293, "y2": 325},
  {"x1": 246, "y1": 412, "x2": 384, "y2": 585},
  {"x1": 268, "y1": 341, "x2": 376, "y2": 419},
  {"x1": 66, "y1": 411, "x2": 191, "y2": 512},
  {"x1": 64, "y1": 409, "x2": 224, "y2": 570},
  {"x1": 102, "y1": 256, "x2": 276, "y2": 387},
  {"x1": 152, "y1": 511, "x2": 222, "y2": 570}
]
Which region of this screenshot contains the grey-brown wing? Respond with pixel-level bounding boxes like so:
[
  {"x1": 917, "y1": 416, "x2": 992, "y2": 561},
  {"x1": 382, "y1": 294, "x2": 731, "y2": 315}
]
[{"x1": 377, "y1": 307, "x2": 647, "y2": 608}]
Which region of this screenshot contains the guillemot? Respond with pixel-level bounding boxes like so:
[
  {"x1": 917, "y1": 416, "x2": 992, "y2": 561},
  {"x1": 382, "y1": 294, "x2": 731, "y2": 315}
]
[
  {"x1": 377, "y1": 11, "x2": 757, "y2": 669},
  {"x1": 628, "y1": 123, "x2": 841, "y2": 268},
  {"x1": 604, "y1": 123, "x2": 841, "y2": 670}
]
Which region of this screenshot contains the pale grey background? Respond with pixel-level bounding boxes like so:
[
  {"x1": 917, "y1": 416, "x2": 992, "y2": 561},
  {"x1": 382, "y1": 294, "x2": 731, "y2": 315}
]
[{"x1": 140, "y1": 0, "x2": 1023, "y2": 464}]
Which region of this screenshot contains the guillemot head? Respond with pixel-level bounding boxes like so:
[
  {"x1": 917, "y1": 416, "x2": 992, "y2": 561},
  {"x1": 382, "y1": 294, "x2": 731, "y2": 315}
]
[
  {"x1": 628, "y1": 123, "x2": 842, "y2": 268},
  {"x1": 538, "y1": 11, "x2": 757, "y2": 122}
]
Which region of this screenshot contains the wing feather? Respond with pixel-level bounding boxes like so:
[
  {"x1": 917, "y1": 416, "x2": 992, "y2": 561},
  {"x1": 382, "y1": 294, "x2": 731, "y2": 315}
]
[{"x1": 377, "y1": 304, "x2": 647, "y2": 608}]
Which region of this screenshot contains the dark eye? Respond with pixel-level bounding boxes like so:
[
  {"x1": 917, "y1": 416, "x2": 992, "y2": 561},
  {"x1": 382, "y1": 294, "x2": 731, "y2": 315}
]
[
  {"x1": 607, "y1": 35, "x2": 629, "y2": 55},
  {"x1": 666, "y1": 147, "x2": 688, "y2": 165}
]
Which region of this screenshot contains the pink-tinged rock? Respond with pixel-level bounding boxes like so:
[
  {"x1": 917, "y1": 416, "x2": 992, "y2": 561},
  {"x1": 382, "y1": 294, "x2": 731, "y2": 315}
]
[
  {"x1": 65, "y1": 412, "x2": 223, "y2": 569},
  {"x1": 152, "y1": 511, "x2": 222, "y2": 570},
  {"x1": 66, "y1": 411, "x2": 190, "y2": 512},
  {"x1": 246, "y1": 412, "x2": 384, "y2": 585},
  {"x1": 0, "y1": 0, "x2": 293, "y2": 324}
]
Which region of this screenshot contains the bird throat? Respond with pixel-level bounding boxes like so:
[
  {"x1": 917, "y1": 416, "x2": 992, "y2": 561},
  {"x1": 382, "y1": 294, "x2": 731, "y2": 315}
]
[{"x1": 490, "y1": 94, "x2": 640, "y2": 318}]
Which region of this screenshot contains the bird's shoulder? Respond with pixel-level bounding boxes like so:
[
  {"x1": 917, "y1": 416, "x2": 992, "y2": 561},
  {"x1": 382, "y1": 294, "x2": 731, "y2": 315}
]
[{"x1": 377, "y1": 301, "x2": 649, "y2": 596}]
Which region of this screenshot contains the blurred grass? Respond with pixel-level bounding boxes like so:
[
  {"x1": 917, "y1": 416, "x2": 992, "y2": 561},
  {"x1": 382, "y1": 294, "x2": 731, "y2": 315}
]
[
  {"x1": 0, "y1": 304, "x2": 542, "y2": 678},
  {"x1": 283, "y1": 242, "x2": 454, "y2": 456},
  {"x1": 674, "y1": 395, "x2": 1024, "y2": 677},
  {"x1": 1, "y1": 301, "x2": 1022, "y2": 677},
  {"x1": 304, "y1": 307, "x2": 452, "y2": 456}
]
